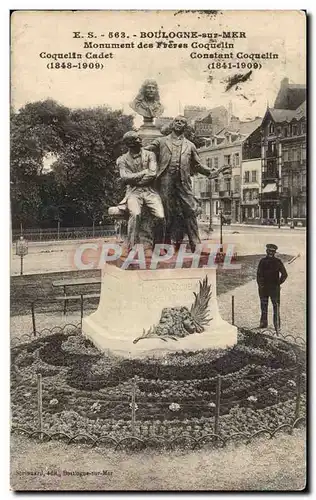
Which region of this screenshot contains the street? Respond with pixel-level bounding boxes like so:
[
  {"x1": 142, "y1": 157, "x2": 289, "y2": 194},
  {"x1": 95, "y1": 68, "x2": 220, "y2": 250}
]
[{"x1": 11, "y1": 225, "x2": 306, "y2": 276}]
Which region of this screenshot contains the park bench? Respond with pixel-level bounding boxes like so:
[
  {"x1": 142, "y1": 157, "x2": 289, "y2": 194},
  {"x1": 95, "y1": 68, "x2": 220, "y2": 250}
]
[{"x1": 52, "y1": 277, "x2": 101, "y2": 315}]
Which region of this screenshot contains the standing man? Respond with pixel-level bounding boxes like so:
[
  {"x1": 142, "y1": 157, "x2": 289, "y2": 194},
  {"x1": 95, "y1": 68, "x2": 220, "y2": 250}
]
[
  {"x1": 146, "y1": 115, "x2": 216, "y2": 251},
  {"x1": 116, "y1": 131, "x2": 165, "y2": 251},
  {"x1": 257, "y1": 244, "x2": 288, "y2": 332}
]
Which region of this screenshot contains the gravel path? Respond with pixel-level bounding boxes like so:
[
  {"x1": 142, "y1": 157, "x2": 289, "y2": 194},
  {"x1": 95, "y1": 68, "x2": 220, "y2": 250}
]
[
  {"x1": 218, "y1": 253, "x2": 306, "y2": 339},
  {"x1": 11, "y1": 430, "x2": 306, "y2": 491}
]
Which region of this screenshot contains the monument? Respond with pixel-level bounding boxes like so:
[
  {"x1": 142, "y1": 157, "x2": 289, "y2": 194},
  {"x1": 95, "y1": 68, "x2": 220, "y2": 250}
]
[
  {"x1": 130, "y1": 79, "x2": 164, "y2": 145},
  {"x1": 82, "y1": 81, "x2": 238, "y2": 357},
  {"x1": 112, "y1": 130, "x2": 165, "y2": 253}
]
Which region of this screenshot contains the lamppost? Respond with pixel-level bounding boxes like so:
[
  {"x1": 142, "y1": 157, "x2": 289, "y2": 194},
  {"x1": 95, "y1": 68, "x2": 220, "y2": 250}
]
[
  {"x1": 16, "y1": 235, "x2": 28, "y2": 275},
  {"x1": 290, "y1": 167, "x2": 295, "y2": 229},
  {"x1": 219, "y1": 209, "x2": 223, "y2": 252},
  {"x1": 276, "y1": 172, "x2": 281, "y2": 229},
  {"x1": 208, "y1": 177, "x2": 213, "y2": 233}
]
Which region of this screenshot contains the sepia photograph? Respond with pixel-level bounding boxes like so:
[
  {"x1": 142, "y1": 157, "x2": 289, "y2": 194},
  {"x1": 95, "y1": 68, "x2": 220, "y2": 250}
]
[{"x1": 10, "y1": 9, "x2": 306, "y2": 491}]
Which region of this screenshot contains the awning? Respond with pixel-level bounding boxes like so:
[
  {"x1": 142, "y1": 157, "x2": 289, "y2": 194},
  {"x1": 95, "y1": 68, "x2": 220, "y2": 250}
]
[{"x1": 262, "y1": 183, "x2": 277, "y2": 194}]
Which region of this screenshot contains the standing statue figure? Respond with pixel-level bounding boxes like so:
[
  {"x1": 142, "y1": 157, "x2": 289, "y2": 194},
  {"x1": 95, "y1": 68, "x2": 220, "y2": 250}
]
[
  {"x1": 115, "y1": 131, "x2": 165, "y2": 252},
  {"x1": 146, "y1": 115, "x2": 216, "y2": 252},
  {"x1": 130, "y1": 80, "x2": 164, "y2": 123}
]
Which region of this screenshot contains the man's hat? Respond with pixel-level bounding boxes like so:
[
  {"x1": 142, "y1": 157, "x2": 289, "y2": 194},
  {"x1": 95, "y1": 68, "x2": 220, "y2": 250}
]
[
  {"x1": 266, "y1": 243, "x2": 278, "y2": 251},
  {"x1": 122, "y1": 131, "x2": 141, "y2": 143}
]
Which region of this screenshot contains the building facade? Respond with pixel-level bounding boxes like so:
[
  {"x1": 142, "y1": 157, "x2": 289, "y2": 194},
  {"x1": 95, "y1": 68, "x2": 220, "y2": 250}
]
[
  {"x1": 240, "y1": 158, "x2": 261, "y2": 223},
  {"x1": 240, "y1": 126, "x2": 262, "y2": 223},
  {"x1": 193, "y1": 118, "x2": 262, "y2": 223},
  {"x1": 260, "y1": 100, "x2": 306, "y2": 225},
  {"x1": 184, "y1": 105, "x2": 229, "y2": 138}
]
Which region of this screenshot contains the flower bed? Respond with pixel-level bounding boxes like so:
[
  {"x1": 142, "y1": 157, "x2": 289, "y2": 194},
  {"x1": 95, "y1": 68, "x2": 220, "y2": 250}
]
[{"x1": 11, "y1": 328, "x2": 306, "y2": 446}]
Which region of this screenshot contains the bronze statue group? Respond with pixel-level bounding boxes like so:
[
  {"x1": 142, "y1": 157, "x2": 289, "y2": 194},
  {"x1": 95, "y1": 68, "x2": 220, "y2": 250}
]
[{"x1": 114, "y1": 79, "x2": 288, "y2": 333}]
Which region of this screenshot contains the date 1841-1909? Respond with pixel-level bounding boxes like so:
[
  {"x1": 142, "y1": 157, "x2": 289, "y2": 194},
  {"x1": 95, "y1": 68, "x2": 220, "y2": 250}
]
[
  {"x1": 207, "y1": 62, "x2": 262, "y2": 70},
  {"x1": 47, "y1": 62, "x2": 104, "y2": 70}
]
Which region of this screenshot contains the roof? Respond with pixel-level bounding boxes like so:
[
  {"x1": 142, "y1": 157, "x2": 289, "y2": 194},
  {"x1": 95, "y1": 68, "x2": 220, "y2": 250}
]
[
  {"x1": 268, "y1": 108, "x2": 295, "y2": 123},
  {"x1": 267, "y1": 102, "x2": 306, "y2": 124},
  {"x1": 274, "y1": 79, "x2": 306, "y2": 110},
  {"x1": 238, "y1": 118, "x2": 262, "y2": 136},
  {"x1": 190, "y1": 106, "x2": 227, "y2": 123},
  {"x1": 217, "y1": 118, "x2": 262, "y2": 138},
  {"x1": 295, "y1": 100, "x2": 306, "y2": 119}
]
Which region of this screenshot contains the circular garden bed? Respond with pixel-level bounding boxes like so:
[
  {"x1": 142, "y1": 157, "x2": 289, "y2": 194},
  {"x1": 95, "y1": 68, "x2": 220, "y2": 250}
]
[{"x1": 11, "y1": 328, "x2": 306, "y2": 446}]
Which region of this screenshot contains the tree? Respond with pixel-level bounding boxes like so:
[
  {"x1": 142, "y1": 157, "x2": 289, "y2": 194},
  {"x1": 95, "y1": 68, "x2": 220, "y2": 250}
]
[
  {"x1": 52, "y1": 106, "x2": 134, "y2": 225},
  {"x1": 10, "y1": 100, "x2": 134, "y2": 228},
  {"x1": 10, "y1": 100, "x2": 70, "y2": 227}
]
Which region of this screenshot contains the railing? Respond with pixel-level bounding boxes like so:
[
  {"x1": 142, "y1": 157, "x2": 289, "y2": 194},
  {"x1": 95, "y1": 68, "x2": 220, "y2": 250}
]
[
  {"x1": 283, "y1": 160, "x2": 305, "y2": 171},
  {"x1": 218, "y1": 190, "x2": 232, "y2": 198},
  {"x1": 11, "y1": 225, "x2": 116, "y2": 242},
  {"x1": 262, "y1": 170, "x2": 278, "y2": 181},
  {"x1": 199, "y1": 191, "x2": 211, "y2": 199},
  {"x1": 265, "y1": 150, "x2": 277, "y2": 159},
  {"x1": 242, "y1": 199, "x2": 259, "y2": 205},
  {"x1": 11, "y1": 323, "x2": 306, "y2": 451}
]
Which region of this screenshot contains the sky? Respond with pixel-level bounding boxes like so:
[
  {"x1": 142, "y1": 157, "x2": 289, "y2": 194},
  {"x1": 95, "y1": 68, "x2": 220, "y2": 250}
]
[{"x1": 11, "y1": 10, "x2": 306, "y2": 124}]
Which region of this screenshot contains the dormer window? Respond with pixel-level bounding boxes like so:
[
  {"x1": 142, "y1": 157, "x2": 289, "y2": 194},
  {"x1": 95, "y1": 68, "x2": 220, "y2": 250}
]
[{"x1": 269, "y1": 122, "x2": 275, "y2": 134}]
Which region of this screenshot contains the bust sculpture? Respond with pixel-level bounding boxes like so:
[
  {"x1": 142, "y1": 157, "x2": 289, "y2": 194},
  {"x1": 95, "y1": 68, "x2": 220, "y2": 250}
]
[{"x1": 130, "y1": 79, "x2": 164, "y2": 121}]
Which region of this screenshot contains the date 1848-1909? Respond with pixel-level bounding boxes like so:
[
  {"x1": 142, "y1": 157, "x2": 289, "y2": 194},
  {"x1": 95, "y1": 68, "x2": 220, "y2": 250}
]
[{"x1": 47, "y1": 62, "x2": 104, "y2": 70}]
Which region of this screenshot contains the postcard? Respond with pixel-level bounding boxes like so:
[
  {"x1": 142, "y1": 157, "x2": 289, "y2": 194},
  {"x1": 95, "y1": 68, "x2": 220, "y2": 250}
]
[{"x1": 10, "y1": 10, "x2": 306, "y2": 491}]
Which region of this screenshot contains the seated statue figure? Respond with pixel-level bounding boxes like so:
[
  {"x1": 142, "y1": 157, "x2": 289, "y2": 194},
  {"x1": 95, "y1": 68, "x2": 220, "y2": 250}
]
[{"x1": 109, "y1": 131, "x2": 165, "y2": 253}]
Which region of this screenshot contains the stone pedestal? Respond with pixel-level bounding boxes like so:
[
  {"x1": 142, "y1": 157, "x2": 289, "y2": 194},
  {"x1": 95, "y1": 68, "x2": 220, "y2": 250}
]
[
  {"x1": 82, "y1": 263, "x2": 237, "y2": 358},
  {"x1": 138, "y1": 117, "x2": 162, "y2": 146}
]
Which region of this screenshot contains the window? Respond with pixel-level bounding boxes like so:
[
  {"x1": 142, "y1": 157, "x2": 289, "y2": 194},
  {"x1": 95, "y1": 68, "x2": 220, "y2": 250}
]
[
  {"x1": 284, "y1": 127, "x2": 288, "y2": 137},
  {"x1": 251, "y1": 171, "x2": 257, "y2": 183},
  {"x1": 269, "y1": 122, "x2": 275, "y2": 134},
  {"x1": 234, "y1": 153, "x2": 240, "y2": 166},
  {"x1": 283, "y1": 150, "x2": 289, "y2": 162},
  {"x1": 267, "y1": 141, "x2": 276, "y2": 155},
  {"x1": 206, "y1": 157, "x2": 212, "y2": 168},
  {"x1": 215, "y1": 201, "x2": 220, "y2": 215},
  {"x1": 224, "y1": 155, "x2": 231, "y2": 165},
  {"x1": 296, "y1": 148, "x2": 301, "y2": 161},
  {"x1": 214, "y1": 179, "x2": 219, "y2": 192},
  {"x1": 214, "y1": 157, "x2": 219, "y2": 168},
  {"x1": 302, "y1": 146, "x2": 306, "y2": 160},
  {"x1": 288, "y1": 149, "x2": 293, "y2": 161},
  {"x1": 302, "y1": 122, "x2": 306, "y2": 134},
  {"x1": 234, "y1": 175, "x2": 240, "y2": 192},
  {"x1": 244, "y1": 171, "x2": 250, "y2": 183},
  {"x1": 292, "y1": 125, "x2": 297, "y2": 136},
  {"x1": 226, "y1": 180, "x2": 231, "y2": 192}
]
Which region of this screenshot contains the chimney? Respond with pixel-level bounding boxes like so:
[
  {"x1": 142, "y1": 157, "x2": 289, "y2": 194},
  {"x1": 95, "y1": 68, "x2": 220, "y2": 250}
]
[{"x1": 228, "y1": 100, "x2": 233, "y2": 125}]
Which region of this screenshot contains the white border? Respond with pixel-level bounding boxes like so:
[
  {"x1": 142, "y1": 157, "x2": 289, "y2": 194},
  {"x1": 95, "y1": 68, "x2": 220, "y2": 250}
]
[{"x1": 2, "y1": 2, "x2": 313, "y2": 498}]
